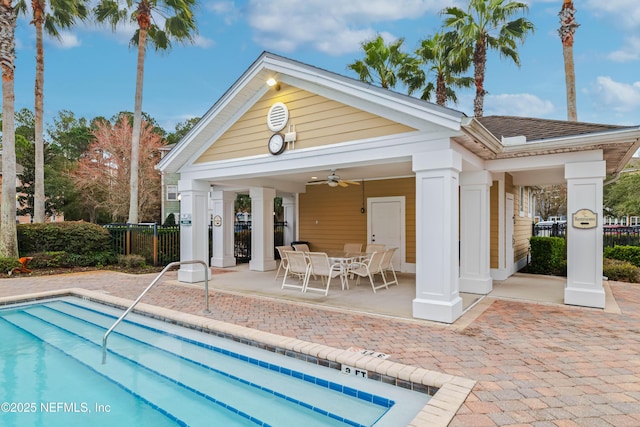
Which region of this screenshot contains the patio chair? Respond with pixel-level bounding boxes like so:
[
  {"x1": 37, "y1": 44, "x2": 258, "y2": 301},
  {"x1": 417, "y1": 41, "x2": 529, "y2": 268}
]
[
  {"x1": 292, "y1": 243, "x2": 310, "y2": 253},
  {"x1": 343, "y1": 243, "x2": 362, "y2": 253},
  {"x1": 365, "y1": 243, "x2": 385, "y2": 254},
  {"x1": 281, "y1": 251, "x2": 311, "y2": 292},
  {"x1": 348, "y1": 251, "x2": 388, "y2": 293},
  {"x1": 305, "y1": 252, "x2": 345, "y2": 296},
  {"x1": 377, "y1": 248, "x2": 398, "y2": 287},
  {"x1": 274, "y1": 245, "x2": 293, "y2": 280}
]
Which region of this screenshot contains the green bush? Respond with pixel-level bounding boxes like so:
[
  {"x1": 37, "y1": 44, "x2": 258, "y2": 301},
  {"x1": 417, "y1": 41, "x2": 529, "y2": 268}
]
[
  {"x1": 29, "y1": 251, "x2": 72, "y2": 268},
  {"x1": 18, "y1": 221, "x2": 111, "y2": 256},
  {"x1": 0, "y1": 257, "x2": 22, "y2": 274},
  {"x1": 118, "y1": 254, "x2": 147, "y2": 268},
  {"x1": 603, "y1": 245, "x2": 640, "y2": 267},
  {"x1": 603, "y1": 258, "x2": 640, "y2": 282},
  {"x1": 529, "y1": 236, "x2": 566, "y2": 275}
]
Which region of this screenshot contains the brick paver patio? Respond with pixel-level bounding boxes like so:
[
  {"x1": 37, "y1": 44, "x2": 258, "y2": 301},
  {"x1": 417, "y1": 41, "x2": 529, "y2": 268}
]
[{"x1": 1, "y1": 270, "x2": 639, "y2": 426}]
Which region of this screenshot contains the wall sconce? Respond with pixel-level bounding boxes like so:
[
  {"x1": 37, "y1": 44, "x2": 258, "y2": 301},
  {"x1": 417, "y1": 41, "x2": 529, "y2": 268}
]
[{"x1": 266, "y1": 78, "x2": 280, "y2": 91}]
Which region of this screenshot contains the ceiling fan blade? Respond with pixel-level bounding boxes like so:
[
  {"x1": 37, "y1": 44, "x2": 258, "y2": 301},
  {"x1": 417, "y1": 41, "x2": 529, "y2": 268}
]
[
  {"x1": 307, "y1": 180, "x2": 328, "y2": 185},
  {"x1": 338, "y1": 181, "x2": 349, "y2": 187},
  {"x1": 341, "y1": 180, "x2": 360, "y2": 185}
]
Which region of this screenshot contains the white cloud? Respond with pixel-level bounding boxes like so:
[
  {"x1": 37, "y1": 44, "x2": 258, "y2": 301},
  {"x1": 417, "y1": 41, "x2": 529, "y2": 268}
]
[
  {"x1": 585, "y1": 0, "x2": 640, "y2": 30},
  {"x1": 587, "y1": 76, "x2": 640, "y2": 113},
  {"x1": 245, "y1": 0, "x2": 452, "y2": 55},
  {"x1": 193, "y1": 35, "x2": 215, "y2": 49},
  {"x1": 50, "y1": 31, "x2": 81, "y2": 49},
  {"x1": 484, "y1": 93, "x2": 555, "y2": 117},
  {"x1": 608, "y1": 36, "x2": 640, "y2": 62}
]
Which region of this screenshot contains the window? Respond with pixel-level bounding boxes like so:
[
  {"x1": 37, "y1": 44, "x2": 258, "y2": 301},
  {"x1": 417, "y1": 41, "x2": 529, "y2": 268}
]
[
  {"x1": 528, "y1": 189, "x2": 533, "y2": 218},
  {"x1": 166, "y1": 185, "x2": 178, "y2": 201},
  {"x1": 519, "y1": 186, "x2": 525, "y2": 217}
]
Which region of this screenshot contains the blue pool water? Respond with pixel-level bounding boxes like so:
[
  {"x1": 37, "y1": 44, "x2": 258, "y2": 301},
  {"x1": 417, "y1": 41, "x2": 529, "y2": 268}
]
[{"x1": 0, "y1": 298, "x2": 429, "y2": 426}]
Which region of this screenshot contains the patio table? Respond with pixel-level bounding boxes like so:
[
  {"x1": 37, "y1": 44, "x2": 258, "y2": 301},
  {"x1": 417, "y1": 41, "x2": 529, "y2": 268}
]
[{"x1": 324, "y1": 251, "x2": 365, "y2": 289}]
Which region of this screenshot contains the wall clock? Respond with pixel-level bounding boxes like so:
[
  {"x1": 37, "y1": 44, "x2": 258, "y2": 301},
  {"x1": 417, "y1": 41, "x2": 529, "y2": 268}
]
[{"x1": 268, "y1": 133, "x2": 286, "y2": 155}]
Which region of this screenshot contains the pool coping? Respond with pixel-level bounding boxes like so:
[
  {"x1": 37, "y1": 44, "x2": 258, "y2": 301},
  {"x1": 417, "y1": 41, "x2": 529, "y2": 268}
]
[{"x1": 0, "y1": 288, "x2": 476, "y2": 427}]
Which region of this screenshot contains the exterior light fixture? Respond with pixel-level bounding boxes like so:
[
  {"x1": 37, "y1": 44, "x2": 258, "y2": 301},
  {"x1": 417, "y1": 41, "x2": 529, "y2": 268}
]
[{"x1": 266, "y1": 78, "x2": 280, "y2": 91}]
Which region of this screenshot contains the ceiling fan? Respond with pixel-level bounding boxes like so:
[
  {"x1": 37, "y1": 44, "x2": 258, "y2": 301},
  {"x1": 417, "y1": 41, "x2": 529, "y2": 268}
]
[{"x1": 307, "y1": 170, "x2": 361, "y2": 187}]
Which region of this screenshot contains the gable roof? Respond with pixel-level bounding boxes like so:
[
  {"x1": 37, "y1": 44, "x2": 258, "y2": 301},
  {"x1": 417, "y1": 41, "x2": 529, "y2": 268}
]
[{"x1": 157, "y1": 51, "x2": 466, "y2": 174}]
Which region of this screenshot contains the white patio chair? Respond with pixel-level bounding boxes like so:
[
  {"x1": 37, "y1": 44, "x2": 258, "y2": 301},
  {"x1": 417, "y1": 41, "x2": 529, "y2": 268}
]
[
  {"x1": 305, "y1": 252, "x2": 344, "y2": 296},
  {"x1": 348, "y1": 250, "x2": 388, "y2": 293},
  {"x1": 281, "y1": 251, "x2": 310, "y2": 292},
  {"x1": 292, "y1": 243, "x2": 310, "y2": 253},
  {"x1": 274, "y1": 245, "x2": 293, "y2": 280},
  {"x1": 343, "y1": 243, "x2": 362, "y2": 254},
  {"x1": 365, "y1": 243, "x2": 385, "y2": 254},
  {"x1": 377, "y1": 247, "x2": 398, "y2": 287}
]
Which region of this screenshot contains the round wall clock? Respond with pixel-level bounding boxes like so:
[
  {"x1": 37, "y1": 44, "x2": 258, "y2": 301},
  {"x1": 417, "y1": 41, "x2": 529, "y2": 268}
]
[{"x1": 268, "y1": 133, "x2": 286, "y2": 155}]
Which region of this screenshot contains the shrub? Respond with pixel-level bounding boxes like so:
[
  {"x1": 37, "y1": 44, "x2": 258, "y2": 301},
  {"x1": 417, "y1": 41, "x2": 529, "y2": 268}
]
[
  {"x1": 0, "y1": 257, "x2": 22, "y2": 274},
  {"x1": 29, "y1": 251, "x2": 72, "y2": 268},
  {"x1": 118, "y1": 254, "x2": 147, "y2": 269},
  {"x1": 529, "y1": 236, "x2": 566, "y2": 275},
  {"x1": 603, "y1": 258, "x2": 640, "y2": 283},
  {"x1": 603, "y1": 245, "x2": 640, "y2": 267},
  {"x1": 18, "y1": 221, "x2": 111, "y2": 256}
]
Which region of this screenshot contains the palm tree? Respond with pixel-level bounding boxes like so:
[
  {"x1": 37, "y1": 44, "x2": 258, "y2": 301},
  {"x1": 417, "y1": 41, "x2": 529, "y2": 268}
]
[
  {"x1": 94, "y1": 0, "x2": 197, "y2": 224},
  {"x1": 16, "y1": 0, "x2": 90, "y2": 224},
  {"x1": 559, "y1": 0, "x2": 578, "y2": 121},
  {"x1": 348, "y1": 35, "x2": 425, "y2": 96},
  {"x1": 442, "y1": 0, "x2": 534, "y2": 117},
  {"x1": 0, "y1": 0, "x2": 19, "y2": 257},
  {"x1": 415, "y1": 31, "x2": 474, "y2": 106}
]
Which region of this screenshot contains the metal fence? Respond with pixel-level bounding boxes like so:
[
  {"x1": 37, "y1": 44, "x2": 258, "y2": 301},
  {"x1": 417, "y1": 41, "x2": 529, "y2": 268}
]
[
  {"x1": 106, "y1": 221, "x2": 286, "y2": 266},
  {"x1": 532, "y1": 223, "x2": 640, "y2": 247},
  {"x1": 104, "y1": 223, "x2": 180, "y2": 266}
]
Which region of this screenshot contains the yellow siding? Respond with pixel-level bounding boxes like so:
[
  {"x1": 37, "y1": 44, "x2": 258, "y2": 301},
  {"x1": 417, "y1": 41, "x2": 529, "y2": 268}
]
[
  {"x1": 195, "y1": 86, "x2": 416, "y2": 163},
  {"x1": 514, "y1": 185, "x2": 533, "y2": 264},
  {"x1": 299, "y1": 178, "x2": 416, "y2": 263},
  {"x1": 490, "y1": 183, "x2": 499, "y2": 269}
]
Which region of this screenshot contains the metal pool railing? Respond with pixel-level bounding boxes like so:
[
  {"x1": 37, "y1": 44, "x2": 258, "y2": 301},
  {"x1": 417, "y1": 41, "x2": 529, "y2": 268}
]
[{"x1": 101, "y1": 260, "x2": 209, "y2": 364}]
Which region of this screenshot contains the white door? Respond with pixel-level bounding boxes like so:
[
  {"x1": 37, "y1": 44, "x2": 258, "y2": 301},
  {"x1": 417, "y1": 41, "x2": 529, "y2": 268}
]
[
  {"x1": 506, "y1": 193, "x2": 515, "y2": 275},
  {"x1": 368, "y1": 197, "x2": 405, "y2": 271}
]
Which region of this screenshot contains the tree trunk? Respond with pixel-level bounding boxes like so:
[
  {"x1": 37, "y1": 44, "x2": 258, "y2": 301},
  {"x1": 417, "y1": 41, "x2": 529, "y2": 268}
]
[
  {"x1": 128, "y1": 28, "x2": 147, "y2": 224},
  {"x1": 563, "y1": 44, "x2": 577, "y2": 122},
  {"x1": 0, "y1": 2, "x2": 20, "y2": 257},
  {"x1": 33, "y1": 0, "x2": 46, "y2": 222},
  {"x1": 436, "y1": 72, "x2": 446, "y2": 106},
  {"x1": 559, "y1": 0, "x2": 578, "y2": 121},
  {"x1": 473, "y1": 37, "x2": 487, "y2": 117}
]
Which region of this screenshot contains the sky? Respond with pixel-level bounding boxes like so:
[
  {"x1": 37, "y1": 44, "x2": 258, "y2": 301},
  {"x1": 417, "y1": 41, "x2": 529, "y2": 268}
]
[{"x1": 11, "y1": 0, "x2": 640, "y2": 134}]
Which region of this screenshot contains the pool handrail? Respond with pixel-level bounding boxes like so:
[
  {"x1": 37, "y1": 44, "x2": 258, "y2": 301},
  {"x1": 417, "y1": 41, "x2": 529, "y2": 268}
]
[{"x1": 101, "y1": 259, "x2": 209, "y2": 364}]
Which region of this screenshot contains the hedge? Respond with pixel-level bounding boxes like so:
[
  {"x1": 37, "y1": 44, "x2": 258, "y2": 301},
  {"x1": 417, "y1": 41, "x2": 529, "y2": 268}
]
[
  {"x1": 17, "y1": 221, "x2": 111, "y2": 256},
  {"x1": 529, "y1": 236, "x2": 566, "y2": 275}
]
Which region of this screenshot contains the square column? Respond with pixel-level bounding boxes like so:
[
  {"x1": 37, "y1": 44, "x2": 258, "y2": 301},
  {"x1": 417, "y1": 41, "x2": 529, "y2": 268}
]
[
  {"x1": 177, "y1": 179, "x2": 210, "y2": 283},
  {"x1": 210, "y1": 190, "x2": 237, "y2": 267},
  {"x1": 249, "y1": 187, "x2": 278, "y2": 272},
  {"x1": 564, "y1": 161, "x2": 606, "y2": 308},
  {"x1": 460, "y1": 171, "x2": 493, "y2": 294},
  {"x1": 412, "y1": 149, "x2": 463, "y2": 323}
]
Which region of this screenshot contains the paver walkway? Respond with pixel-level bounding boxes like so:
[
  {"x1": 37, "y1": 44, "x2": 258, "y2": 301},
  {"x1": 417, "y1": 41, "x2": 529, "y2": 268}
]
[{"x1": 1, "y1": 270, "x2": 639, "y2": 426}]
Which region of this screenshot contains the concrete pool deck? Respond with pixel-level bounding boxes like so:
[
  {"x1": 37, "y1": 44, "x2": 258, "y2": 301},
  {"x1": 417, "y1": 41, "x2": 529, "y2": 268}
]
[{"x1": 0, "y1": 268, "x2": 639, "y2": 426}]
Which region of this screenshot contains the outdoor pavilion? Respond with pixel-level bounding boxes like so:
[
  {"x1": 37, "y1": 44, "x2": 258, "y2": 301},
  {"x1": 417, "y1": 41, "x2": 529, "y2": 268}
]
[{"x1": 157, "y1": 51, "x2": 640, "y2": 324}]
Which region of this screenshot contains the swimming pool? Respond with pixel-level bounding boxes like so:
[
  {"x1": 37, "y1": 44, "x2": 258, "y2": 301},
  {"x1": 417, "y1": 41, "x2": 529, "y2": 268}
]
[{"x1": 0, "y1": 297, "x2": 430, "y2": 426}]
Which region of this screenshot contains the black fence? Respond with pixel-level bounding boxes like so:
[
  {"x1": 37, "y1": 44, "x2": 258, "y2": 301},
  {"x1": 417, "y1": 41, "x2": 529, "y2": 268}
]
[
  {"x1": 106, "y1": 221, "x2": 286, "y2": 266},
  {"x1": 532, "y1": 223, "x2": 640, "y2": 247},
  {"x1": 104, "y1": 223, "x2": 179, "y2": 266}
]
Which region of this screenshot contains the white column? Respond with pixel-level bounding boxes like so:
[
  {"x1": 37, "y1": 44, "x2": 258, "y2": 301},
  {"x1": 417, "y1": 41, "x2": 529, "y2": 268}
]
[
  {"x1": 564, "y1": 161, "x2": 606, "y2": 308},
  {"x1": 249, "y1": 187, "x2": 278, "y2": 271},
  {"x1": 210, "y1": 190, "x2": 237, "y2": 267},
  {"x1": 177, "y1": 179, "x2": 210, "y2": 283},
  {"x1": 281, "y1": 194, "x2": 296, "y2": 246},
  {"x1": 460, "y1": 171, "x2": 493, "y2": 294},
  {"x1": 412, "y1": 149, "x2": 463, "y2": 323}
]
